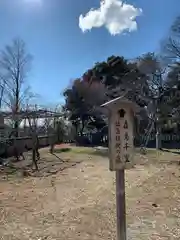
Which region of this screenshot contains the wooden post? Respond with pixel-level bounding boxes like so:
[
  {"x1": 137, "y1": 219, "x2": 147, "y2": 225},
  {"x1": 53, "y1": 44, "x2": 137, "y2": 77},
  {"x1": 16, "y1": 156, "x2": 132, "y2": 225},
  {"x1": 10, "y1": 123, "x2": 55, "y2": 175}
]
[
  {"x1": 116, "y1": 169, "x2": 126, "y2": 240},
  {"x1": 101, "y1": 96, "x2": 140, "y2": 240}
]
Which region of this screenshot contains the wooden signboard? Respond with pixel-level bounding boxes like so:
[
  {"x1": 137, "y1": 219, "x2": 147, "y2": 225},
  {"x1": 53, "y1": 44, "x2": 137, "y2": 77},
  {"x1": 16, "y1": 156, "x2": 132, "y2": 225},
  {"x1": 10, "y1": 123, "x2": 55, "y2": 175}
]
[
  {"x1": 102, "y1": 97, "x2": 137, "y2": 171},
  {"x1": 101, "y1": 96, "x2": 139, "y2": 240},
  {"x1": 109, "y1": 106, "x2": 134, "y2": 171}
]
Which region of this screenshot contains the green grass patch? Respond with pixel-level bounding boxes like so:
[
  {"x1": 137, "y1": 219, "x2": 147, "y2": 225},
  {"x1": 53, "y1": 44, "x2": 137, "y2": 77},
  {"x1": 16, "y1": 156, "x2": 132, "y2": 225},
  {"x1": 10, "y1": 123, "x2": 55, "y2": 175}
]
[
  {"x1": 54, "y1": 146, "x2": 109, "y2": 157},
  {"x1": 135, "y1": 148, "x2": 163, "y2": 155},
  {"x1": 54, "y1": 146, "x2": 178, "y2": 158},
  {"x1": 54, "y1": 147, "x2": 95, "y2": 154},
  {"x1": 70, "y1": 147, "x2": 93, "y2": 154},
  {"x1": 53, "y1": 148, "x2": 71, "y2": 153}
]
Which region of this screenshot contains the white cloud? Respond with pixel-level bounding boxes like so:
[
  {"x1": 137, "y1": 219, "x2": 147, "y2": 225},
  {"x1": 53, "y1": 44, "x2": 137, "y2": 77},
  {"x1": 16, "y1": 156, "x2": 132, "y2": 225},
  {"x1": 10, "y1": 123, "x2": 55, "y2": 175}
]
[{"x1": 79, "y1": 0, "x2": 142, "y2": 35}]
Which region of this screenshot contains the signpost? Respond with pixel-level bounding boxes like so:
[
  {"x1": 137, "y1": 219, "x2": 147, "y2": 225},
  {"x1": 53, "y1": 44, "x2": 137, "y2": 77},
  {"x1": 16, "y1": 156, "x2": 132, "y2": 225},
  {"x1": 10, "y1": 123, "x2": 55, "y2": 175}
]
[{"x1": 101, "y1": 96, "x2": 139, "y2": 240}]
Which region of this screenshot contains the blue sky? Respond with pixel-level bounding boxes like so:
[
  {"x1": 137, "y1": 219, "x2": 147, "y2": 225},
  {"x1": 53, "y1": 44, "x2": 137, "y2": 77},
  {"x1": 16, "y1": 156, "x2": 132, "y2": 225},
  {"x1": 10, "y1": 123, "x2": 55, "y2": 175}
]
[{"x1": 0, "y1": 0, "x2": 179, "y2": 105}]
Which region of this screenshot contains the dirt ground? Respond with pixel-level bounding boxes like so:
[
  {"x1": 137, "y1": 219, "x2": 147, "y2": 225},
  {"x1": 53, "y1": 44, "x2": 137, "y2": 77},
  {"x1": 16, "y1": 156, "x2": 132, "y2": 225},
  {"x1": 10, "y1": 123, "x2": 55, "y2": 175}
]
[{"x1": 0, "y1": 147, "x2": 180, "y2": 240}]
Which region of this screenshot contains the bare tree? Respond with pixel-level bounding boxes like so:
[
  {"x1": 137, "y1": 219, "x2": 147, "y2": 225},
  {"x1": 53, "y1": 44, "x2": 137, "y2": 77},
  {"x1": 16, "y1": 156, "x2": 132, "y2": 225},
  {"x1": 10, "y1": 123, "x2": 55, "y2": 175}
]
[
  {"x1": 139, "y1": 53, "x2": 173, "y2": 149},
  {"x1": 25, "y1": 104, "x2": 40, "y2": 171},
  {"x1": 0, "y1": 76, "x2": 6, "y2": 109},
  {"x1": 137, "y1": 52, "x2": 167, "y2": 149},
  {"x1": 0, "y1": 38, "x2": 33, "y2": 134},
  {"x1": 43, "y1": 105, "x2": 64, "y2": 154},
  {"x1": 0, "y1": 38, "x2": 34, "y2": 160},
  {"x1": 162, "y1": 16, "x2": 180, "y2": 63}
]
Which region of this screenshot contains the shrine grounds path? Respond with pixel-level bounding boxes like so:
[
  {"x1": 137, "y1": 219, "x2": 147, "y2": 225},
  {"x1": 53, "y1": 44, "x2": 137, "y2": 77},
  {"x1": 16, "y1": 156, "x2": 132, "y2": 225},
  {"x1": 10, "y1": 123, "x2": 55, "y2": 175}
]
[{"x1": 0, "y1": 146, "x2": 180, "y2": 239}]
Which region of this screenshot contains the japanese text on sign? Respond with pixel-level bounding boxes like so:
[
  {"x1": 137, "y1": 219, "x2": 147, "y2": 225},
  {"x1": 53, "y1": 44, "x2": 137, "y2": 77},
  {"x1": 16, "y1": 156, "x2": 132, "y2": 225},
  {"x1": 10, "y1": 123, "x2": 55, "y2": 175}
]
[
  {"x1": 123, "y1": 119, "x2": 130, "y2": 163},
  {"x1": 115, "y1": 118, "x2": 121, "y2": 164}
]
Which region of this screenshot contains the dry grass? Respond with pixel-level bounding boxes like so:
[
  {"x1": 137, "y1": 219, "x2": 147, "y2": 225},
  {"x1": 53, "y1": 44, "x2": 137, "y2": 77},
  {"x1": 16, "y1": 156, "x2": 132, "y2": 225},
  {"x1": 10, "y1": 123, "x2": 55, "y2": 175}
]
[{"x1": 0, "y1": 146, "x2": 180, "y2": 239}]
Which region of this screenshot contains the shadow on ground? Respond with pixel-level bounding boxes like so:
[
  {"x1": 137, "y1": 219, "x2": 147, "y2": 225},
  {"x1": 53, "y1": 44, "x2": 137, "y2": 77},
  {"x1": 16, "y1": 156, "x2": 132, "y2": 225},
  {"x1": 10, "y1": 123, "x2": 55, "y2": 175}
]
[
  {"x1": 0, "y1": 150, "x2": 82, "y2": 179},
  {"x1": 161, "y1": 149, "x2": 180, "y2": 155}
]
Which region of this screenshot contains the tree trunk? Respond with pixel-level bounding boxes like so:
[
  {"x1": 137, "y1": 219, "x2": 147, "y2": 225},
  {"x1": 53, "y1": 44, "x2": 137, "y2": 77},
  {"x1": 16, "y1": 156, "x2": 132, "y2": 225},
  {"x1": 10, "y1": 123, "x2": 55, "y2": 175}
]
[
  {"x1": 36, "y1": 148, "x2": 40, "y2": 160},
  {"x1": 36, "y1": 136, "x2": 40, "y2": 160},
  {"x1": 14, "y1": 125, "x2": 19, "y2": 161},
  {"x1": 156, "y1": 128, "x2": 162, "y2": 149},
  {"x1": 32, "y1": 133, "x2": 39, "y2": 171},
  {"x1": 50, "y1": 144, "x2": 54, "y2": 154},
  {"x1": 156, "y1": 119, "x2": 162, "y2": 150},
  {"x1": 80, "y1": 120, "x2": 85, "y2": 136},
  {"x1": 50, "y1": 134, "x2": 56, "y2": 154},
  {"x1": 32, "y1": 149, "x2": 38, "y2": 171},
  {"x1": 14, "y1": 74, "x2": 20, "y2": 161}
]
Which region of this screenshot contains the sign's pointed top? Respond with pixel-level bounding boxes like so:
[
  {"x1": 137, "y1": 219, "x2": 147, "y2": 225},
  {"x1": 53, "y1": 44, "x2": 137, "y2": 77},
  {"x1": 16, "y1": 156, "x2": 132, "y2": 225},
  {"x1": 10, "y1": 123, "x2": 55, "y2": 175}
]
[{"x1": 101, "y1": 96, "x2": 140, "y2": 112}]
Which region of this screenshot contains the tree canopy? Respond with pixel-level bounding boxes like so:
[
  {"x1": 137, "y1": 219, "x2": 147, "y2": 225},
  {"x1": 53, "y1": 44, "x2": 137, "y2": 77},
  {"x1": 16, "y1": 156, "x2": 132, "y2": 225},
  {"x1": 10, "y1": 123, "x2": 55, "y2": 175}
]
[{"x1": 63, "y1": 15, "x2": 180, "y2": 147}]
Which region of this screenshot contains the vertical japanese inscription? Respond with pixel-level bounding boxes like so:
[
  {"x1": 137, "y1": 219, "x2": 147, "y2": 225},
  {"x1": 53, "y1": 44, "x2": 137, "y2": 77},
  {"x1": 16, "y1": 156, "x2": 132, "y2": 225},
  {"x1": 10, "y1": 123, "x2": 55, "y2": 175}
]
[
  {"x1": 115, "y1": 116, "x2": 121, "y2": 164},
  {"x1": 123, "y1": 119, "x2": 130, "y2": 163}
]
